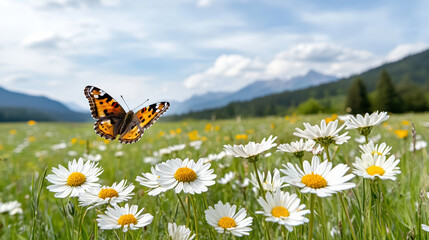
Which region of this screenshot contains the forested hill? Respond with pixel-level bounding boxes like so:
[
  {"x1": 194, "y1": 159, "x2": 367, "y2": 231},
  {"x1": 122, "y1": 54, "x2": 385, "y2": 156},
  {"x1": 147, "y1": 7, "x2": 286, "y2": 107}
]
[
  {"x1": 0, "y1": 87, "x2": 91, "y2": 122},
  {"x1": 169, "y1": 49, "x2": 429, "y2": 120}
]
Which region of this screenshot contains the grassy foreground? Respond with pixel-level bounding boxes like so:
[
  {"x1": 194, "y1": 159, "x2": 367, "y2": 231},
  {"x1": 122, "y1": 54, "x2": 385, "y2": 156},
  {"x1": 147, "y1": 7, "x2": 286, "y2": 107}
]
[{"x1": 0, "y1": 113, "x2": 429, "y2": 239}]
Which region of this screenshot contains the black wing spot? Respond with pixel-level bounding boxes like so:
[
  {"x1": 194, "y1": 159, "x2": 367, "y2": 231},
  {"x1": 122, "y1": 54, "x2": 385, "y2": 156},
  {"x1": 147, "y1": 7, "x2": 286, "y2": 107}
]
[{"x1": 103, "y1": 109, "x2": 109, "y2": 116}]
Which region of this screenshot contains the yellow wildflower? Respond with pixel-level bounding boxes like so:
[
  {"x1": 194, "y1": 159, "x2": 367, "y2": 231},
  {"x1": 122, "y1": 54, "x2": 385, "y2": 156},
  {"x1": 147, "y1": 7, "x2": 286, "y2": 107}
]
[
  {"x1": 205, "y1": 123, "x2": 213, "y2": 132},
  {"x1": 235, "y1": 134, "x2": 248, "y2": 140},
  {"x1": 401, "y1": 120, "x2": 410, "y2": 126},
  {"x1": 394, "y1": 129, "x2": 408, "y2": 139},
  {"x1": 188, "y1": 130, "x2": 200, "y2": 141},
  {"x1": 28, "y1": 120, "x2": 36, "y2": 126}
]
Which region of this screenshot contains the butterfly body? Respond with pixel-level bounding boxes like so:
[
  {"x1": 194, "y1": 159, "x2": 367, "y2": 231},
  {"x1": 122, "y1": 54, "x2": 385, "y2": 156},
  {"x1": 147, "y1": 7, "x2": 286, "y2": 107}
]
[{"x1": 84, "y1": 86, "x2": 170, "y2": 144}]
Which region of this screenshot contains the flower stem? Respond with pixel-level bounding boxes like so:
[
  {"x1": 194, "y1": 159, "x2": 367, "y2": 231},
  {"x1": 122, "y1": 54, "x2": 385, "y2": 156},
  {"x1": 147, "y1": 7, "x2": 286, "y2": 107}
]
[
  {"x1": 308, "y1": 194, "x2": 315, "y2": 240},
  {"x1": 362, "y1": 179, "x2": 366, "y2": 239},
  {"x1": 177, "y1": 194, "x2": 188, "y2": 219},
  {"x1": 318, "y1": 197, "x2": 328, "y2": 239},
  {"x1": 190, "y1": 195, "x2": 199, "y2": 240},
  {"x1": 282, "y1": 226, "x2": 289, "y2": 240},
  {"x1": 94, "y1": 218, "x2": 98, "y2": 240},
  {"x1": 323, "y1": 146, "x2": 331, "y2": 161},
  {"x1": 338, "y1": 192, "x2": 357, "y2": 240},
  {"x1": 252, "y1": 161, "x2": 266, "y2": 200},
  {"x1": 187, "y1": 196, "x2": 191, "y2": 228},
  {"x1": 202, "y1": 193, "x2": 217, "y2": 240}
]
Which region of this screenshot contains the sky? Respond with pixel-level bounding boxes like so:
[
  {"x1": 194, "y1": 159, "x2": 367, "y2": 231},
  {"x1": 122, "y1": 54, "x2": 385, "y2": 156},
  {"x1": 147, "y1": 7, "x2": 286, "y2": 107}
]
[{"x1": 0, "y1": 0, "x2": 428, "y2": 111}]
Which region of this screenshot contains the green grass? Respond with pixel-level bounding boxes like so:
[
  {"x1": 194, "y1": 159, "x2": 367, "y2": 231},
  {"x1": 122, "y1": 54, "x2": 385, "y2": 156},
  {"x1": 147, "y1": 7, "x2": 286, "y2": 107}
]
[{"x1": 0, "y1": 113, "x2": 429, "y2": 239}]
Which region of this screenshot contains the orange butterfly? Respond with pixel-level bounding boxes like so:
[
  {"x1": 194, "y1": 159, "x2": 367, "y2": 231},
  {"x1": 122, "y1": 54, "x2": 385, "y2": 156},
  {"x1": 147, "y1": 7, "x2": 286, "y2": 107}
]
[{"x1": 84, "y1": 86, "x2": 170, "y2": 144}]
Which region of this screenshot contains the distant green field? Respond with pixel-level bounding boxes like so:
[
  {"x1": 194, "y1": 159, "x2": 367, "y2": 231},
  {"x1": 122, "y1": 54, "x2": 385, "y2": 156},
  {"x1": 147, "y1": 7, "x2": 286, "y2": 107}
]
[{"x1": 1, "y1": 113, "x2": 429, "y2": 239}]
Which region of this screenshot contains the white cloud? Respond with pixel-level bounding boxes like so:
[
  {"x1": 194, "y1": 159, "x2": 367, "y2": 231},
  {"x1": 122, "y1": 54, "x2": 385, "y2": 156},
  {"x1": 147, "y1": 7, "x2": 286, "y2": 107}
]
[
  {"x1": 183, "y1": 54, "x2": 265, "y2": 91},
  {"x1": 266, "y1": 42, "x2": 378, "y2": 78},
  {"x1": 386, "y1": 43, "x2": 428, "y2": 62},
  {"x1": 184, "y1": 42, "x2": 382, "y2": 93},
  {"x1": 197, "y1": 0, "x2": 213, "y2": 7},
  {"x1": 29, "y1": 0, "x2": 121, "y2": 8}
]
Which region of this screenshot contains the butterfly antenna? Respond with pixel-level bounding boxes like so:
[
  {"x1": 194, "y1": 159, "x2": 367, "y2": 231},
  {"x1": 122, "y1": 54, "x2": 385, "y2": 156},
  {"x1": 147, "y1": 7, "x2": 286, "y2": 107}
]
[
  {"x1": 120, "y1": 95, "x2": 131, "y2": 111},
  {"x1": 133, "y1": 99, "x2": 149, "y2": 111}
]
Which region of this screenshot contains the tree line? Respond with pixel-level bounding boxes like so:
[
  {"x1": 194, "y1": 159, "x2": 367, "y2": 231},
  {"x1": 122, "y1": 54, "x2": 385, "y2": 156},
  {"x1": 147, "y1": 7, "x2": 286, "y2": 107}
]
[{"x1": 345, "y1": 69, "x2": 429, "y2": 114}]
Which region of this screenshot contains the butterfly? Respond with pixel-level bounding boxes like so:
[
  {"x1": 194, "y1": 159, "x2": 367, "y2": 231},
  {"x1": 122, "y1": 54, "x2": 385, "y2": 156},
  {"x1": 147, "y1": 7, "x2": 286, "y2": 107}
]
[{"x1": 84, "y1": 86, "x2": 170, "y2": 144}]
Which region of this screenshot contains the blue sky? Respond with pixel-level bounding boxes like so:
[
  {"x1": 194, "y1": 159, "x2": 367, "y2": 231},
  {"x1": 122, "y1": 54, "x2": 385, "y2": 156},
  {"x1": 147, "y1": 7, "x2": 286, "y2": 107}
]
[{"x1": 0, "y1": 0, "x2": 428, "y2": 110}]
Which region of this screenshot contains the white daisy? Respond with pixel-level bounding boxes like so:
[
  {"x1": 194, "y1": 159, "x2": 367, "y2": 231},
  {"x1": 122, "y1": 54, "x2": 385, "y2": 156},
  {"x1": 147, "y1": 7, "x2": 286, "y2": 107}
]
[
  {"x1": 156, "y1": 158, "x2": 216, "y2": 194},
  {"x1": 223, "y1": 135, "x2": 277, "y2": 161},
  {"x1": 46, "y1": 158, "x2": 103, "y2": 198},
  {"x1": 143, "y1": 156, "x2": 159, "y2": 164},
  {"x1": 310, "y1": 144, "x2": 324, "y2": 156},
  {"x1": 136, "y1": 165, "x2": 167, "y2": 196},
  {"x1": 256, "y1": 191, "x2": 310, "y2": 231},
  {"x1": 97, "y1": 203, "x2": 153, "y2": 232},
  {"x1": 168, "y1": 222, "x2": 195, "y2": 240},
  {"x1": 189, "y1": 140, "x2": 203, "y2": 150},
  {"x1": 68, "y1": 150, "x2": 78, "y2": 156},
  {"x1": 293, "y1": 120, "x2": 350, "y2": 146},
  {"x1": 0, "y1": 201, "x2": 23, "y2": 215},
  {"x1": 235, "y1": 178, "x2": 250, "y2": 188},
  {"x1": 337, "y1": 114, "x2": 352, "y2": 122},
  {"x1": 281, "y1": 156, "x2": 356, "y2": 197},
  {"x1": 201, "y1": 151, "x2": 228, "y2": 163},
  {"x1": 249, "y1": 169, "x2": 288, "y2": 192},
  {"x1": 154, "y1": 147, "x2": 172, "y2": 157},
  {"x1": 344, "y1": 111, "x2": 389, "y2": 135},
  {"x1": 83, "y1": 153, "x2": 102, "y2": 162},
  {"x1": 354, "y1": 134, "x2": 381, "y2": 144},
  {"x1": 78, "y1": 180, "x2": 135, "y2": 208},
  {"x1": 410, "y1": 140, "x2": 428, "y2": 151},
  {"x1": 51, "y1": 142, "x2": 67, "y2": 150},
  {"x1": 277, "y1": 139, "x2": 315, "y2": 158},
  {"x1": 422, "y1": 224, "x2": 429, "y2": 232},
  {"x1": 359, "y1": 141, "x2": 392, "y2": 156},
  {"x1": 352, "y1": 153, "x2": 401, "y2": 181},
  {"x1": 115, "y1": 151, "x2": 124, "y2": 157},
  {"x1": 205, "y1": 201, "x2": 253, "y2": 237},
  {"x1": 98, "y1": 144, "x2": 107, "y2": 151},
  {"x1": 169, "y1": 144, "x2": 186, "y2": 152},
  {"x1": 218, "y1": 171, "x2": 235, "y2": 185}
]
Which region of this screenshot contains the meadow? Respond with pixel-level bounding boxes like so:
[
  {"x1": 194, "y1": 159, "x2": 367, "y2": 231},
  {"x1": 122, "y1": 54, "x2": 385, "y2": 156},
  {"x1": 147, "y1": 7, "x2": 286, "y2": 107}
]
[{"x1": 1, "y1": 113, "x2": 429, "y2": 239}]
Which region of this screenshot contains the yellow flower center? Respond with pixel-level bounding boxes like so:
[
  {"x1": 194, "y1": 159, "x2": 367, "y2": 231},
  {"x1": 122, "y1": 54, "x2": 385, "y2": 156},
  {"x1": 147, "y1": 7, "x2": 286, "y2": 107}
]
[
  {"x1": 67, "y1": 172, "x2": 86, "y2": 187},
  {"x1": 98, "y1": 188, "x2": 119, "y2": 199},
  {"x1": 218, "y1": 217, "x2": 236, "y2": 229},
  {"x1": 366, "y1": 165, "x2": 385, "y2": 176},
  {"x1": 174, "y1": 167, "x2": 197, "y2": 182},
  {"x1": 301, "y1": 172, "x2": 327, "y2": 189},
  {"x1": 371, "y1": 151, "x2": 383, "y2": 156},
  {"x1": 271, "y1": 206, "x2": 290, "y2": 218},
  {"x1": 117, "y1": 214, "x2": 137, "y2": 227}
]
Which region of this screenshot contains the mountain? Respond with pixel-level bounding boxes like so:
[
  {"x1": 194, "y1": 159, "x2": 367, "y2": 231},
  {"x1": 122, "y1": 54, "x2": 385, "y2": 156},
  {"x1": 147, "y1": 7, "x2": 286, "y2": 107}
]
[
  {"x1": 64, "y1": 101, "x2": 88, "y2": 113},
  {"x1": 169, "y1": 70, "x2": 336, "y2": 114},
  {"x1": 170, "y1": 49, "x2": 429, "y2": 120},
  {"x1": 0, "y1": 87, "x2": 91, "y2": 122}
]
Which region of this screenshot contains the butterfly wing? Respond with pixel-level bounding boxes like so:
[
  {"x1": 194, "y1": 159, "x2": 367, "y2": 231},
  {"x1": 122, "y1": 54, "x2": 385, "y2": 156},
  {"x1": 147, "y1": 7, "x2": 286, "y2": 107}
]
[
  {"x1": 84, "y1": 86, "x2": 126, "y2": 140},
  {"x1": 94, "y1": 119, "x2": 118, "y2": 140},
  {"x1": 84, "y1": 86, "x2": 126, "y2": 119},
  {"x1": 118, "y1": 102, "x2": 170, "y2": 144}
]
